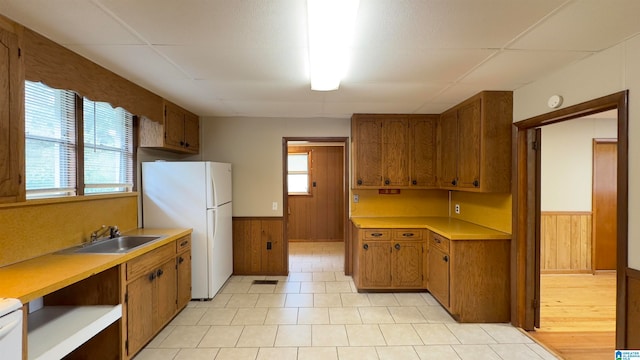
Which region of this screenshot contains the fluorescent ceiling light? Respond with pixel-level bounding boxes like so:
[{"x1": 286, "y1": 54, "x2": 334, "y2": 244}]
[{"x1": 307, "y1": 0, "x2": 360, "y2": 91}]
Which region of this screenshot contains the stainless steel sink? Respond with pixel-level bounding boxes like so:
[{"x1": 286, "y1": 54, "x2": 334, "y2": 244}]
[{"x1": 66, "y1": 235, "x2": 166, "y2": 254}]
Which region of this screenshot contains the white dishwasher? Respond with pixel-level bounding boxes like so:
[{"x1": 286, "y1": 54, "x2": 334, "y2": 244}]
[{"x1": 0, "y1": 298, "x2": 23, "y2": 360}]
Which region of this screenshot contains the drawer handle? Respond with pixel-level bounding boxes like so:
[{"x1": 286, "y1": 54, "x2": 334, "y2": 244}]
[
  {"x1": 394, "y1": 243, "x2": 400, "y2": 250},
  {"x1": 180, "y1": 240, "x2": 189, "y2": 247},
  {"x1": 402, "y1": 233, "x2": 414, "y2": 237},
  {"x1": 443, "y1": 255, "x2": 449, "y2": 262},
  {"x1": 371, "y1": 233, "x2": 383, "y2": 237},
  {"x1": 363, "y1": 244, "x2": 369, "y2": 250},
  {"x1": 434, "y1": 238, "x2": 441, "y2": 244}
]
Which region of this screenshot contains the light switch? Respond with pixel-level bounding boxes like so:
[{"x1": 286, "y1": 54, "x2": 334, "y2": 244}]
[{"x1": 272, "y1": 202, "x2": 278, "y2": 210}]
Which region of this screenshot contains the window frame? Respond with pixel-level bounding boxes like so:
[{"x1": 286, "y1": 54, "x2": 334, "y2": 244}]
[
  {"x1": 287, "y1": 151, "x2": 312, "y2": 196},
  {"x1": 24, "y1": 80, "x2": 137, "y2": 200}
]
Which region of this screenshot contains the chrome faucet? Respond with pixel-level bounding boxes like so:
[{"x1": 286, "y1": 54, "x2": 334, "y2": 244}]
[{"x1": 90, "y1": 225, "x2": 120, "y2": 243}]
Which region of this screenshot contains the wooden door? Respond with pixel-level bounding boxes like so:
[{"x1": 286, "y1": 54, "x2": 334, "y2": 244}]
[
  {"x1": 361, "y1": 241, "x2": 391, "y2": 287},
  {"x1": 593, "y1": 140, "x2": 617, "y2": 270},
  {"x1": 382, "y1": 116, "x2": 409, "y2": 186},
  {"x1": 0, "y1": 28, "x2": 23, "y2": 203},
  {"x1": 438, "y1": 109, "x2": 458, "y2": 188},
  {"x1": 177, "y1": 251, "x2": 192, "y2": 309},
  {"x1": 164, "y1": 103, "x2": 185, "y2": 149},
  {"x1": 353, "y1": 116, "x2": 382, "y2": 187},
  {"x1": 409, "y1": 115, "x2": 437, "y2": 187},
  {"x1": 457, "y1": 99, "x2": 482, "y2": 188},
  {"x1": 155, "y1": 258, "x2": 177, "y2": 329},
  {"x1": 183, "y1": 113, "x2": 199, "y2": 152},
  {"x1": 392, "y1": 241, "x2": 423, "y2": 287},
  {"x1": 127, "y1": 273, "x2": 155, "y2": 355},
  {"x1": 427, "y1": 246, "x2": 450, "y2": 307}
]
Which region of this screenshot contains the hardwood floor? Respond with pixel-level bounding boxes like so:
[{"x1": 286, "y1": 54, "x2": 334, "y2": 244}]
[{"x1": 528, "y1": 273, "x2": 616, "y2": 360}]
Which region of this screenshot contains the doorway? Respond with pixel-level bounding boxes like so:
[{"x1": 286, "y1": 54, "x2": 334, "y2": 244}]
[
  {"x1": 282, "y1": 137, "x2": 350, "y2": 274},
  {"x1": 512, "y1": 91, "x2": 629, "y2": 349}
]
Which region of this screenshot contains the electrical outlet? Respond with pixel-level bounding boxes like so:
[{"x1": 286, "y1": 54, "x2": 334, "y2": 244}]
[
  {"x1": 272, "y1": 202, "x2": 278, "y2": 210},
  {"x1": 455, "y1": 204, "x2": 461, "y2": 214},
  {"x1": 353, "y1": 194, "x2": 359, "y2": 203}
]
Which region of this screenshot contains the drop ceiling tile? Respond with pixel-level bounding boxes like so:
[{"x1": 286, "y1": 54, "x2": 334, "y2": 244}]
[
  {"x1": 324, "y1": 82, "x2": 443, "y2": 105},
  {"x1": 510, "y1": 0, "x2": 640, "y2": 51},
  {"x1": 355, "y1": 0, "x2": 565, "y2": 49},
  {"x1": 347, "y1": 48, "x2": 496, "y2": 83},
  {"x1": 414, "y1": 102, "x2": 457, "y2": 114},
  {"x1": 185, "y1": 81, "x2": 325, "y2": 103},
  {"x1": 460, "y1": 49, "x2": 593, "y2": 88},
  {"x1": 223, "y1": 101, "x2": 324, "y2": 118},
  {"x1": 98, "y1": 0, "x2": 307, "y2": 47},
  {"x1": 430, "y1": 84, "x2": 489, "y2": 104},
  {"x1": 323, "y1": 101, "x2": 427, "y2": 116},
  {"x1": 0, "y1": 0, "x2": 142, "y2": 45},
  {"x1": 155, "y1": 45, "x2": 308, "y2": 83}
]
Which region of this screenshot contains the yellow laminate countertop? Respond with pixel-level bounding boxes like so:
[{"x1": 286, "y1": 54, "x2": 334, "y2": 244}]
[
  {"x1": 351, "y1": 217, "x2": 510, "y2": 240},
  {"x1": 0, "y1": 228, "x2": 192, "y2": 303}
]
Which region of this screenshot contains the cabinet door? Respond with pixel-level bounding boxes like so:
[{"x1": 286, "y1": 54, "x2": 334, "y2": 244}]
[
  {"x1": 437, "y1": 109, "x2": 458, "y2": 188},
  {"x1": 164, "y1": 103, "x2": 186, "y2": 149},
  {"x1": 427, "y1": 247, "x2": 450, "y2": 307},
  {"x1": 457, "y1": 99, "x2": 481, "y2": 188},
  {"x1": 360, "y1": 241, "x2": 391, "y2": 287},
  {"x1": 382, "y1": 117, "x2": 409, "y2": 187},
  {"x1": 352, "y1": 116, "x2": 382, "y2": 187},
  {"x1": 0, "y1": 28, "x2": 24, "y2": 203},
  {"x1": 155, "y1": 258, "x2": 178, "y2": 329},
  {"x1": 409, "y1": 116, "x2": 437, "y2": 187},
  {"x1": 127, "y1": 272, "x2": 155, "y2": 355},
  {"x1": 392, "y1": 241, "x2": 423, "y2": 288},
  {"x1": 177, "y1": 251, "x2": 192, "y2": 309},
  {"x1": 183, "y1": 112, "x2": 199, "y2": 153}
]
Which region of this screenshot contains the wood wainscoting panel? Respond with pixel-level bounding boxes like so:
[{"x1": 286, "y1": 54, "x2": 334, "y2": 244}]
[
  {"x1": 627, "y1": 268, "x2": 640, "y2": 348},
  {"x1": 233, "y1": 217, "x2": 286, "y2": 275},
  {"x1": 541, "y1": 212, "x2": 592, "y2": 273}
]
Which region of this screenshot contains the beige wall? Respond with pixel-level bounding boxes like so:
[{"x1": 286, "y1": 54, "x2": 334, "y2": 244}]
[
  {"x1": 200, "y1": 116, "x2": 350, "y2": 217},
  {"x1": 541, "y1": 117, "x2": 617, "y2": 212},
  {"x1": 513, "y1": 34, "x2": 640, "y2": 269}
]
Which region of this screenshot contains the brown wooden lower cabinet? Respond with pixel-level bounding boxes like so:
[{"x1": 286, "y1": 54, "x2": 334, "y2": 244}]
[
  {"x1": 125, "y1": 235, "x2": 191, "y2": 358},
  {"x1": 426, "y1": 230, "x2": 510, "y2": 323},
  {"x1": 233, "y1": 217, "x2": 286, "y2": 275}
]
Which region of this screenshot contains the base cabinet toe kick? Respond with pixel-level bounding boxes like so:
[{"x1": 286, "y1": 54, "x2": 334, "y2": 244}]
[{"x1": 352, "y1": 225, "x2": 510, "y2": 323}]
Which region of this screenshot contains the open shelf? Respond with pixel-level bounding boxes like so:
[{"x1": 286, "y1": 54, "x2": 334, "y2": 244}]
[{"x1": 28, "y1": 304, "x2": 122, "y2": 360}]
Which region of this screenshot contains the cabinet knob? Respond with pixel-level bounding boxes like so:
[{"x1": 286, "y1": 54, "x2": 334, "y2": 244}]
[
  {"x1": 180, "y1": 141, "x2": 185, "y2": 146},
  {"x1": 157, "y1": 269, "x2": 164, "y2": 277},
  {"x1": 357, "y1": 179, "x2": 363, "y2": 185},
  {"x1": 384, "y1": 179, "x2": 390, "y2": 185},
  {"x1": 473, "y1": 180, "x2": 479, "y2": 187},
  {"x1": 363, "y1": 244, "x2": 369, "y2": 250},
  {"x1": 412, "y1": 180, "x2": 417, "y2": 185},
  {"x1": 394, "y1": 243, "x2": 401, "y2": 250},
  {"x1": 149, "y1": 272, "x2": 156, "y2": 281},
  {"x1": 185, "y1": 142, "x2": 190, "y2": 148},
  {"x1": 451, "y1": 179, "x2": 457, "y2": 186},
  {"x1": 179, "y1": 256, "x2": 184, "y2": 264},
  {"x1": 443, "y1": 255, "x2": 449, "y2": 262}
]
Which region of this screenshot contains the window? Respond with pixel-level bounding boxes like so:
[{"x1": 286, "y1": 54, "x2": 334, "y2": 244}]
[
  {"x1": 83, "y1": 99, "x2": 134, "y2": 194},
  {"x1": 288, "y1": 152, "x2": 311, "y2": 194},
  {"x1": 24, "y1": 80, "x2": 134, "y2": 198},
  {"x1": 25, "y1": 81, "x2": 77, "y2": 198}
]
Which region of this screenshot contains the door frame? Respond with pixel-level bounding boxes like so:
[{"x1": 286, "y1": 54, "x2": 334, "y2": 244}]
[
  {"x1": 511, "y1": 91, "x2": 628, "y2": 348},
  {"x1": 282, "y1": 137, "x2": 350, "y2": 274},
  {"x1": 592, "y1": 138, "x2": 618, "y2": 272}
]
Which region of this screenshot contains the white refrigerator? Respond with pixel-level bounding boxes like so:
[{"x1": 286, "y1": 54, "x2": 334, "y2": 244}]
[{"x1": 142, "y1": 161, "x2": 232, "y2": 299}]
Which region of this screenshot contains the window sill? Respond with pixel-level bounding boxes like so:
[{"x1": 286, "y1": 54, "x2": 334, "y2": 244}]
[{"x1": 0, "y1": 192, "x2": 138, "y2": 210}]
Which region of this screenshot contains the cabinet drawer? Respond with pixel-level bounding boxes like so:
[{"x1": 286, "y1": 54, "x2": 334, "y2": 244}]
[
  {"x1": 176, "y1": 235, "x2": 191, "y2": 253},
  {"x1": 429, "y1": 232, "x2": 450, "y2": 253},
  {"x1": 363, "y1": 229, "x2": 391, "y2": 240},
  {"x1": 127, "y1": 243, "x2": 176, "y2": 281},
  {"x1": 392, "y1": 229, "x2": 423, "y2": 241}
]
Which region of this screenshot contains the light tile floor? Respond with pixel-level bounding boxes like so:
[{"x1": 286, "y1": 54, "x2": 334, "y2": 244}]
[{"x1": 136, "y1": 242, "x2": 559, "y2": 359}]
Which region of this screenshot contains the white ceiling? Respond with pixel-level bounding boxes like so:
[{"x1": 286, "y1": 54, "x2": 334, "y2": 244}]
[{"x1": 1, "y1": 0, "x2": 639, "y2": 118}]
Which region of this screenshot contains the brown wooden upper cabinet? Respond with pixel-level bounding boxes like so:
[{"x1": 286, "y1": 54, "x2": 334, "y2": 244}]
[
  {"x1": 0, "y1": 26, "x2": 25, "y2": 204},
  {"x1": 139, "y1": 100, "x2": 200, "y2": 154},
  {"x1": 437, "y1": 91, "x2": 512, "y2": 193},
  {"x1": 352, "y1": 114, "x2": 437, "y2": 189}
]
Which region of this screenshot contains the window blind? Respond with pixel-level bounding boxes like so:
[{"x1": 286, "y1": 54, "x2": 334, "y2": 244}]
[
  {"x1": 24, "y1": 81, "x2": 77, "y2": 198},
  {"x1": 83, "y1": 99, "x2": 134, "y2": 194}
]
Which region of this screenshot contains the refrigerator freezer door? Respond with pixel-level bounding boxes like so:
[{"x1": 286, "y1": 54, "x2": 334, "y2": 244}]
[
  {"x1": 207, "y1": 203, "x2": 233, "y2": 298},
  {"x1": 206, "y1": 162, "x2": 232, "y2": 208}
]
